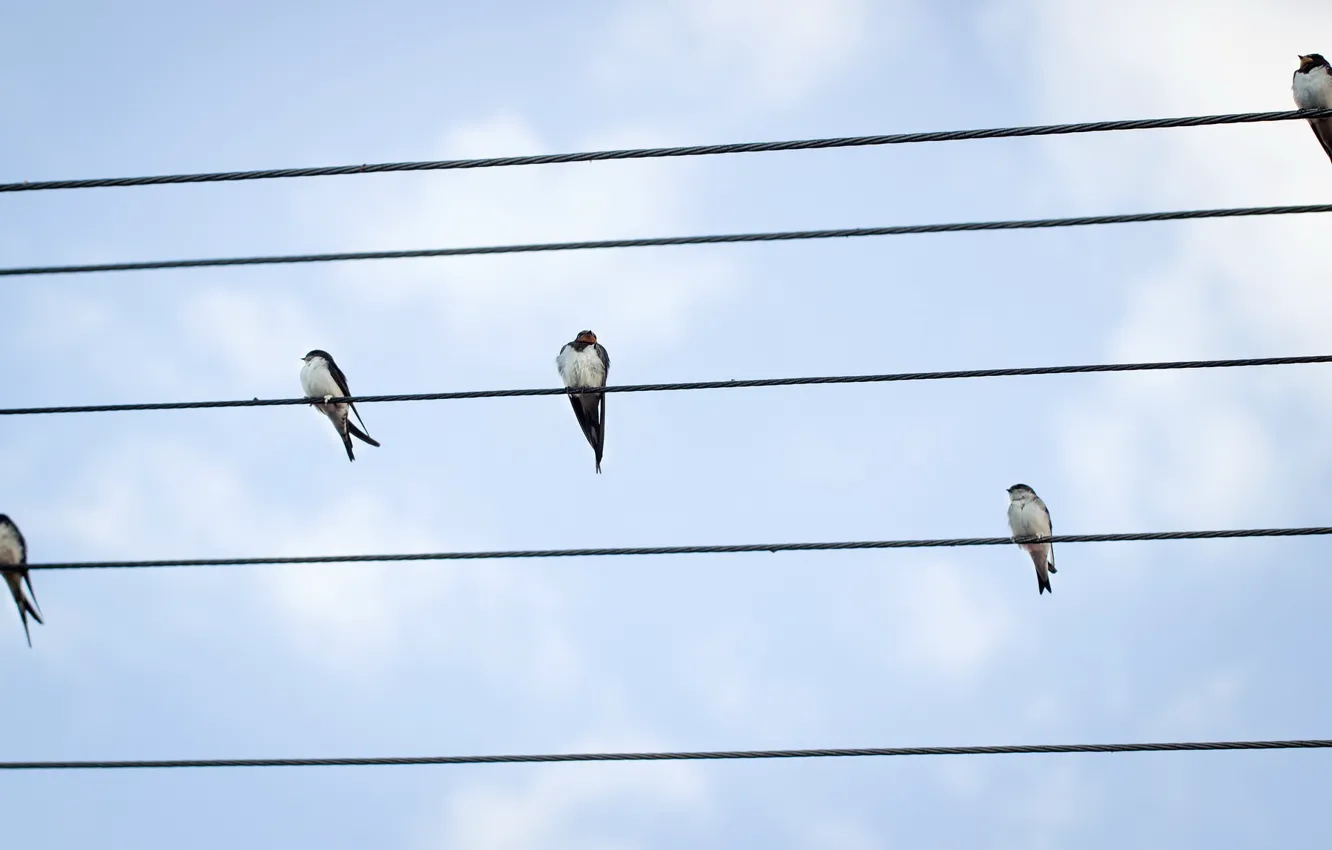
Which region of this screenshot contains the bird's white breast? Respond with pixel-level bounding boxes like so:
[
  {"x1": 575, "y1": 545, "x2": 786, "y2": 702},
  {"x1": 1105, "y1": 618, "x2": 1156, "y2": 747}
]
[
  {"x1": 0, "y1": 525, "x2": 23, "y2": 565},
  {"x1": 1294, "y1": 69, "x2": 1332, "y2": 109},
  {"x1": 557, "y1": 345, "x2": 607, "y2": 388},
  {"x1": 300, "y1": 359, "x2": 348, "y2": 420},
  {"x1": 1007, "y1": 498, "x2": 1049, "y2": 537},
  {"x1": 301, "y1": 360, "x2": 341, "y2": 397}
]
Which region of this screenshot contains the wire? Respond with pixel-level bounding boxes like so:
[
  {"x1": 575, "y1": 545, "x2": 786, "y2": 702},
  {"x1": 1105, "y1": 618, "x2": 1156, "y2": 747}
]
[
  {"x1": 3, "y1": 738, "x2": 1327, "y2": 771},
  {"x1": 24, "y1": 526, "x2": 1332, "y2": 571},
  {"x1": 3, "y1": 203, "x2": 1331, "y2": 278},
  {"x1": 1, "y1": 354, "x2": 1327, "y2": 417},
  {"x1": 3, "y1": 108, "x2": 1331, "y2": 194}
]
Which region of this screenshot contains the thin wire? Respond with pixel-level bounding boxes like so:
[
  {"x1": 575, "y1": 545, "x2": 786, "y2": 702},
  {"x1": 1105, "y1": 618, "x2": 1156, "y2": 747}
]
[
  {"x1": 3, "y1": 108, "x2": 1331, "y2": 194},
  {"x1": 24, "y1": 527, "x2": 1332, "y2": 571},
  {"x1": 3, "y1": 203, "x2": 1331, "y2": 278},
  {"x1": 4, "y1": 738, "x2": 1328, "y2": 770},
  {"x1": 1, "y1": 354, "x2": 1327, "y2": 417}
]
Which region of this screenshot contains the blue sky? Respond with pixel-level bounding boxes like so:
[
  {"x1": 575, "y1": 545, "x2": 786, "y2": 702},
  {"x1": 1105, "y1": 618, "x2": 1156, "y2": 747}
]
[{"x1": 2, "y1": 0, "x2": 1332, "y2": 847}]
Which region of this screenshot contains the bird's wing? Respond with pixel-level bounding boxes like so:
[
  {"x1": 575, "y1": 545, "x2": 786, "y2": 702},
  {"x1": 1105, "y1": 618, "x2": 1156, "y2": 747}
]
[
  {"x1": 326, "y1": 357, "x2": 352, "y2": 398},
  {"x1": 569, "y1": 394, "x2": 597, "y2": 450},
  {"x1": 348, "y1": 403, "x2": 373, "y2": 437},
  {"x1": 348, "y1": 420, "x2": 380, "y2": 447},
  {"x1": 595, "y1": 391, "x2": 606, "y2": 472},
  {"x1": 1038, "y1": 499, "x2": 1055, "y2": 569},
  {"x1": 1313, "y1": 119, "x2": 1332, "y2": 162},
  {"x1": 595, "y1": 344, "x2": 610, "y2": 380},
  {"x1": 22, "y1": 571, "x2": 40, "y2": 617},
  {"x1": 328, "y1": 358, "x2": 375, "y2": 435}
]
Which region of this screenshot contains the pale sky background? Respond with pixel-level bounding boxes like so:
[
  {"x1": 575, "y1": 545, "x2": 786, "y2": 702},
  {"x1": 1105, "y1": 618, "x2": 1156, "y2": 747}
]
[{"x1": 2, "y1": 0, "x2": 1332, "y2": 847}]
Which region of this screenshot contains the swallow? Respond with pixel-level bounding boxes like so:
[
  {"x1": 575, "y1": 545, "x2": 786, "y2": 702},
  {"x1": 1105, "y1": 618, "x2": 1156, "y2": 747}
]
[
  {"x1": 556, "y1": 330, "x2": 610, "y2": 473},
  {"x1": 0, "y1": 515, "x2": 42, "y2": 647},
  {"x1": 1293, "y1": 54, "x2": 1332, "y2": 164},
  {"x1": 300, "y1": 349, "x2": 381, "y2": 462},
  {"x1": 1006, "y1": 484, "x2": 1057, "y2": 595}
]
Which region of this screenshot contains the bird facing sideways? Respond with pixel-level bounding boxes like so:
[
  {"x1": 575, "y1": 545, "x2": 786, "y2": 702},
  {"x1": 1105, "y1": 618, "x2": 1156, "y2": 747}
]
[
  {"x1": 1007, "y1": 484, "x2": 1057, "y2": 595},
  {"x1": 0, "y1": 514, "x2": 42, "y2": 647},
  {"x1": 556, "y1": 330, "x2": 610, "y2": 473},
  {"x1": 300, "y1": 350, "x2": 381, "y2": 462},
  {"x1": 1293, "y1": 53, "x2": 1332, "y2": 164}
]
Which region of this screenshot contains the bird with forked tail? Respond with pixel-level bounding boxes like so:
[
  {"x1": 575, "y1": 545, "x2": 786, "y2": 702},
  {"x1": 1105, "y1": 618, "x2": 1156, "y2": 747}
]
[
  {"x1": 556, "y1": 330, "x2": 610, "y2": 473},
  {"x1": 1294, "y1": 54, "x2": 1332, "y2": 164},
  {"x1": 0, "y1": 514, "x2": 42, "y2": 646},
  {"x1": 300, "y1": 349, "x2": 381, "y2": 461},
  {"x1": 1007, "y1": 484, "x2": 1057, "y2": 595}
]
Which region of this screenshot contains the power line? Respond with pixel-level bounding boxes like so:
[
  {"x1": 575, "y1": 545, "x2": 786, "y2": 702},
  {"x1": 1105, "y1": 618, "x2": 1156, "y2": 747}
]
[
  {"x1": 2, "y1": 354, "x2": 1327, "y2": 417},
  {"x1": 25, "y1": 526, "x2": 1332, "y2": 571},
  {"x1": 4, "y1": 738, "x2": 1327, "y2": 771},
  {"x1": 4, "y1": 203, "x2": 1330, "y2": 278},
  {"x1": 3, "y1": 108, "x2": 1331, "y2": 194}
]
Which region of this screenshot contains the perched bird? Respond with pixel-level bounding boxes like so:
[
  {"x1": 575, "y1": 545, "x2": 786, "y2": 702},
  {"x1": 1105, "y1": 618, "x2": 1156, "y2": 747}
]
[
  {"x1": 300, "y1": 349, "x2": 381, "y2": 462},
  {"x1": 1293, "y1": 53, "x2": 1332, "y2": 164},
  {"x1": 556, "y1": 330, "x2": 610, "y2": 473},
  {"x1": 0, "y1": 515, "x2": 42, "y2": 647},
  {"x1": 1006, "y1": 484, "x2": 1057, "y2": 595}
]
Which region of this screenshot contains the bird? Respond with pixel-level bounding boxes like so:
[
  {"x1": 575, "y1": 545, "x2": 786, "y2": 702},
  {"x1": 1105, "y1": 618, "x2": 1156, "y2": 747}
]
[
  {"x1": 556, "y1": 330, "x2": 610, "y2": 473},
  {"x1": 1006, "y1": 484, "x2": 1057, "y2": 595},
  {"x1": 1293, "y1": 53, "x2": 1332, "y2": 164},
  {"x1": 300, "y1": 349, "x2": 381, "y2": 462},
  {"x1": 0, "y1": 515, "x2": 42, "y2": 647}
]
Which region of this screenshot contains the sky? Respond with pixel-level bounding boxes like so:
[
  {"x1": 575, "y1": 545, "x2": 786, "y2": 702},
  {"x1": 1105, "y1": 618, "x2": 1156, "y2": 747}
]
[{"x1": 2, "y1": 0, "x2": 1332, "y2": 847}]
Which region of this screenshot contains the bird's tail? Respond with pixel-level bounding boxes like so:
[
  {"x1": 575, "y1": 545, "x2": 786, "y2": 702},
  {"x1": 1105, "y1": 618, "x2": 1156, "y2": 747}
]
[
  {"x1": 347, "y1": 420, "x2": 380, "y2": 448},
  {"x1": 593, "y1": 393, "x2": 605, "y2": 474},
  {"x1": 5, "y1": 571, "x2": 42, "y2": 648},
  {"x1": 1033, "y1": 553, "x2": 1052, "y2": 595},
  {"x1": 340, "y1": 427, "x2": 356, "y2": 462},
  {"x1": 348, "y1": 405, "x2": 380, "y2": 447}
]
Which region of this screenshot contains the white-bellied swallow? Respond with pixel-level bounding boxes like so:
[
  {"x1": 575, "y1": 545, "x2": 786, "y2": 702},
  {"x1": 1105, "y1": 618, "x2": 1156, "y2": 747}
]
[
  {"x1": 300, "y1": 349, "x2": 381, "y2": 462},
  {"x1": 556, "y1": 330, "x2": 610, "y2": 473},
  {"x1": 0, "y1": 515, "x2": 42, "y2": 647},
  {"x1": 1007, "y1": 484, "x2": 1057, "y2": 595},
  {"x1": 1294, "y1": 54, "x2": 1332, "y2": 164}
]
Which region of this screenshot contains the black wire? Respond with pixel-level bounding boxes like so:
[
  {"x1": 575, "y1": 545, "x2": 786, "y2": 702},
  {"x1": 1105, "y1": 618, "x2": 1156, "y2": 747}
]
[
  {"x1": 4, "y1": 738, "x2": 1328, "y2": 770},
  {"x1": 0, "y1": 354, "x2": 1325, "y2": 417},
  {"x1": 3, "y1": 108, "x2": 1330, "y2": 194},
  {"x1": 24, "y1": 527, "x2": 1332, "y2": 571},
  {"x1": 3, "y1": 204, "x2": 1330, "y2": 278}
]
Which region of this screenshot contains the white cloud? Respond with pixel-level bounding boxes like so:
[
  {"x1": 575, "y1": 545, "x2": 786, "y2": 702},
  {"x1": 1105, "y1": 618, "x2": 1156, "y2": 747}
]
[
  {"x1": 1147, "y1": 668, "x2": 1247, "y2": 737},
  {"x1": 47, "y1": 431, "x2": 589, "y2": 691},
  {"x1": 308, "y1": 112, "x2": 741, "y2": 368},
  {"x1": 980, "y1": 0, "x2": 1332, "y2": 527},
  {"x1": 795, "y1": 819, "x2": 883, "y2": 850},
  {"x1": 417, "y1": 733, "x2": 708, "y2": 850},
  {"x1": 247, "y1": 492, "x2": 591, "y2": 692},
  {"x1": 878, "y1": 559, "x2": 1016, "y2": 680},
  {"x1": 1055, "y1": 377, "x2": 1278, "y2": 528},
  {"x1": 178, "y1": 288, "x2": 322, "y2": 388},
  {"x1": 596, "y1": 0, "x2": 880, "y2": 108},
  {"x1": 58, "y1": 438, "x2": 252, "y2": 554}
]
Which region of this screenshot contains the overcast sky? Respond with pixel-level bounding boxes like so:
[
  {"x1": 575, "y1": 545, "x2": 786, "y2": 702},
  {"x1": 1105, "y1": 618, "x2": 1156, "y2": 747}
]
[{"x1": 2, "y1": 0, "x2": 1332, "y2": 847}]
